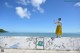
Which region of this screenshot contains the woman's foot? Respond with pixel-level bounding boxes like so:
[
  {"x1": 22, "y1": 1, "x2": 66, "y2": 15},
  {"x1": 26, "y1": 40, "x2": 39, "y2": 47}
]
[{"x1": 56, "y1": 35, "x2": 58, "y2": 38}]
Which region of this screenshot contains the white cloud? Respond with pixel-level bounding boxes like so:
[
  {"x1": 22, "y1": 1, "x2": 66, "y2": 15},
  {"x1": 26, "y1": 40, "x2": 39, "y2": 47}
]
[
  {"x1": 16, "y1": 7, "x2": 31, "y2": 19},
  {"x1": 5, "y1": 0, "x2": 46, "y2": 19},
  {"x1": 5, "y1": 2, "x2": 12, "y2": 8},
  {"x1": 17, "y1": 0, "x2": 46, "y2": 13},
  {"x1": 31, "y1": 0, "x2": 46, "y2": 13},
  {"x1": 74, "y1": 2, "x2": 80, "y2": 7},
  {"x1": 17, "y1": 0, "x2": 30, "y2": 5},
  {"x1": 32, "y1": 8, "x2": 37, "y2": 12}
]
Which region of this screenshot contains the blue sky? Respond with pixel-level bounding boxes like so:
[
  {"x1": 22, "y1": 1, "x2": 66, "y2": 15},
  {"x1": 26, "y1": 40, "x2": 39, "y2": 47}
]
[{"x1": 0, "y1": 0, "x2": 80, "y2": 33}]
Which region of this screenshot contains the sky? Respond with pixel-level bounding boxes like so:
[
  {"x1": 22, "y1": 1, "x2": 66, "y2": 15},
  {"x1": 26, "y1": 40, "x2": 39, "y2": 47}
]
[{"x1": 0, "y1": 0, "x2": 80, "y2": 33}]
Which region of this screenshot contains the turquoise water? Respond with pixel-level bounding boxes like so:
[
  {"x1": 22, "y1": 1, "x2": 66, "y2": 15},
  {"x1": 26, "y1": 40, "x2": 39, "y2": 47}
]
[{"x1": 0, "y1": 32, "x2": 80, "y2": 37}]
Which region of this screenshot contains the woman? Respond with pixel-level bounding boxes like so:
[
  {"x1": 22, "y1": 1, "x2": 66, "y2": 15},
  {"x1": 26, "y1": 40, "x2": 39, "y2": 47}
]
[{"x1": 54, "y1": 18, "x2": 62, "y2": 38}]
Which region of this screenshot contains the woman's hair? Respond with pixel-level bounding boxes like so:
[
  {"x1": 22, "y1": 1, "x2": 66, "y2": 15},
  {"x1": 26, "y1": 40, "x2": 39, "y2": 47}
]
[{"x1": 58, "y1": 18, "x2": 61, "y2": 21}]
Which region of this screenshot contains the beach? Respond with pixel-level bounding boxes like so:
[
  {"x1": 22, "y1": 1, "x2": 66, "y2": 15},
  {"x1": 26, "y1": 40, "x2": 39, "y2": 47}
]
[{"x1": 0, "y1": 36, "x2": 80, "y2": 53}]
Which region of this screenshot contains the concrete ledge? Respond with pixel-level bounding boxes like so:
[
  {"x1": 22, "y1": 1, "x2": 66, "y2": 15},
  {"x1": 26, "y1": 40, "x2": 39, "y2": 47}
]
[{"x1": 0, "y1": 49, "x2": 80, "y2": 53}]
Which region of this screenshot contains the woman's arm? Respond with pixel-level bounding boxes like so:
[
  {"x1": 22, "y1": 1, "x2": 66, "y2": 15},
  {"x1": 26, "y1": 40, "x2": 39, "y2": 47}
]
[
  {"x1": 53, "y1": 18, "x2": 57, "y2": 24},
  {"x1": 54, "y1": 22, "x2": 57, "y2": 24}
]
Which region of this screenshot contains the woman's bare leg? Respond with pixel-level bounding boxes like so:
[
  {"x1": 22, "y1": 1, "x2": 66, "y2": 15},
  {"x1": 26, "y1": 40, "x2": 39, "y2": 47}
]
[
  {"x1": 60, "y1": 35, "x2": 62, "y2": 38},
  {"x1": 56, "y1": 35, "x2": 58, "y2": 38}
]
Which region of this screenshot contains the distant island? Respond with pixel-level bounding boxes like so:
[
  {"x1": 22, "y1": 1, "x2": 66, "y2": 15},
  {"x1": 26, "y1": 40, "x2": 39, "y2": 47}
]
[{"x1": 0, "y1": 29, "x2": 7, "y2": 32}]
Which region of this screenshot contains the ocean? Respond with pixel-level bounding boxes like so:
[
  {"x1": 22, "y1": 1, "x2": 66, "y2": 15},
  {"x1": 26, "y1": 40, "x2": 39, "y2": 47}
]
[{"x1": 0, "y1": 32, "x2": 80, "y2": 37}]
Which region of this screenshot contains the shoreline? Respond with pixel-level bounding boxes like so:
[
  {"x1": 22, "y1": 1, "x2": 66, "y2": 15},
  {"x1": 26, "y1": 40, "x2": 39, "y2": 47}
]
[{"x1": 0, "y1": 33, "x2": 80, "y2": 37}]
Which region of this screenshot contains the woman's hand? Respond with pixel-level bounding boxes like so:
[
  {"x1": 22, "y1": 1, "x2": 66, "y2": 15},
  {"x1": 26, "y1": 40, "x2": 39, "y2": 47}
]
[
  {"x1": 53, "y1": 18, "x2": 56, "y2": 24},
  {"x1": 54, "y1": 22, "x2": 57, "y2": 24},
  {"x1": 53, "y1": 18, "x2": 55, "y2": 22}
]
